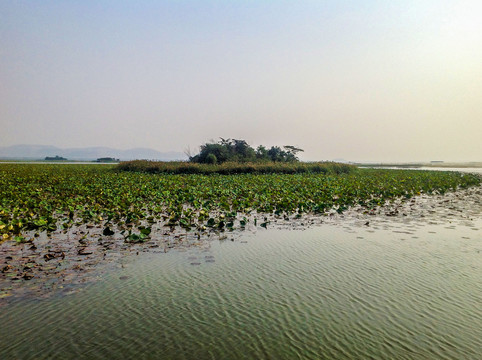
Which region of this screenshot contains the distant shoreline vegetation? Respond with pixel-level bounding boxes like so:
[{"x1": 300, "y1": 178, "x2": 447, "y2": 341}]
[
  {"x1": 117, "y1": 138, "x2": 354, "y2": 174},
  {"x1": 188, "y1": 138, "x2": 305, "y2": 164},
  {"x1": 116, "y1": 160, "x2": 355, "y2": 175},
  {"x1": 95, "y1": 157, "x2": 119, "y2": 163},
  {"x1": 44, "y1": 155, "x2": 67, "y2": 161}
]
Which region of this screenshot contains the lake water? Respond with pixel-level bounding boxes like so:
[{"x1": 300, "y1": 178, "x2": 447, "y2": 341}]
[
  {"x1": 363, "y1": 166, "x2": 482, "y2": 175},
  {"x1": 417, "y1": 167, "x2": 482, "y2": 174},
  {"x1": 1, "y1": 170, "x2": 481, "y2": 359}
]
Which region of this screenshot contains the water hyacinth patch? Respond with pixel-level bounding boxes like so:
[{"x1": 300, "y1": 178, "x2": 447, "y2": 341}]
[{"x1": 0, "y1": 164, "x2": 480, "y2": 241}]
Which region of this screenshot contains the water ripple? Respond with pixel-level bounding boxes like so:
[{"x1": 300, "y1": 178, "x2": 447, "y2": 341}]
[{"x1": 1, "y1": 214, "x2": 482, "y2": 359}]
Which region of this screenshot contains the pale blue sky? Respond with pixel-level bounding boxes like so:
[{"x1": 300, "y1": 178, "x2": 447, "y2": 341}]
[{"x1": 1, "y1": 1, "x2": 481, "y2": 161}]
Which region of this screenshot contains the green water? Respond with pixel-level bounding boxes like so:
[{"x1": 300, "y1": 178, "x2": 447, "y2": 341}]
[{"x1": 1, "y1": 215, "x2": 481, "y2": 359}]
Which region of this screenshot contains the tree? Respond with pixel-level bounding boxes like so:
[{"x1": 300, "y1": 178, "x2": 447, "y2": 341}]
[
  {"x1": 197, "y1": 143, "x2": 230, "y2": 163},
  {"x1": 232, "y1": 139, "x2": 256, "y2": 162},
  {"x1": 283, "y1": 145, "x2": 304, "y2": 162},
  {"x1": 256, "y1": 145, "x2": 269, "y2": 161},
  {"x1": 205, "y1": 153, "x2": 217, "y2": 164},
  {"x1": 267, "y1": 146, "x2": 283, "y2": 162}
]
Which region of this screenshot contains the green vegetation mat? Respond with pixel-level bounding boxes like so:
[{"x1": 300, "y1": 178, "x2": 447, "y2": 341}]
[
  {"x1": 117, "y1": 160, "x2": 354, "y2": 175},
  {"x1": 0, "y1": 164, "x2": 480, "y2": 242}
]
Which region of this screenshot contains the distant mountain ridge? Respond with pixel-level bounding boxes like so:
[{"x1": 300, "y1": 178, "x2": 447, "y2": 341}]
[{"x1": 0, "y1": 144, "x2": 186, "y2": 161}]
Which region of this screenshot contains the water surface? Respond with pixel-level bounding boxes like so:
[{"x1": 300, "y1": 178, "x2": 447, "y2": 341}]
[{"x1": 1, "y1": 194, "x2": 481, "y2": 359}]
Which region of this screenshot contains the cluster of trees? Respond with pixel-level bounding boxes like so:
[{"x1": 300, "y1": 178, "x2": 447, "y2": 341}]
[
  {"x1": 45, "y1": 155, "x2": 67, "y2": 161},
  {"x1": 189, "y1": 138, "x2": 304, "y2": 164},
  {"x1": 95, "y1": 157, "x2": 119, "y2": 163}
]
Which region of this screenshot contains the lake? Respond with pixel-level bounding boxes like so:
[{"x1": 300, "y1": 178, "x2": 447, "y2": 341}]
[
  {"x1": 1, "y1": 179, "x2": 481, "y2": 359},
  {"x1": 370, "y1": 167, "x2": 482, "y2": 175}
]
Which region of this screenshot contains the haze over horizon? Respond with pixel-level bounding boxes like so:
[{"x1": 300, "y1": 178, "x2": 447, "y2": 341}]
[{"x1": 1, "y1": 1, "x2": 481, "y2": 162}]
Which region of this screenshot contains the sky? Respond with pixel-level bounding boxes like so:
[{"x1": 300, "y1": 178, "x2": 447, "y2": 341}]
[{"x1": 1, "y1": 1, "x2": 481, "y2": 162}]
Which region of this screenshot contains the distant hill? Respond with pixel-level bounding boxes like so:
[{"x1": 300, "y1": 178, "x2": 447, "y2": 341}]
[{"x1": 0, "y1": 145, "x2": 186, "y2": 161}]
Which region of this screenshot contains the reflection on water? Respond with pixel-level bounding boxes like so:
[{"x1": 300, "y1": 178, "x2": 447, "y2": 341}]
[{"x1": 1, "y1": 192, "x2": 481, "y2": 360}]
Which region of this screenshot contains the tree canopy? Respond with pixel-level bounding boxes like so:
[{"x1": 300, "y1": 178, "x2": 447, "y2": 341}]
[{"x1": 189, "y1": 138, "x2": 304, "y2": 164}]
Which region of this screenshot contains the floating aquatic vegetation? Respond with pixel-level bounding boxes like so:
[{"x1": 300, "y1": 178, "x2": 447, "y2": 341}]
[{"x1": 0, "y1": 164, "x2": 479, "y2": 241}]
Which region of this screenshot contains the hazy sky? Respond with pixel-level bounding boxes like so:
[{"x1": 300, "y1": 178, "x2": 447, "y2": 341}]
[{"x1": 1, "y1": 1, "x2": 481, "y2": 162}]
